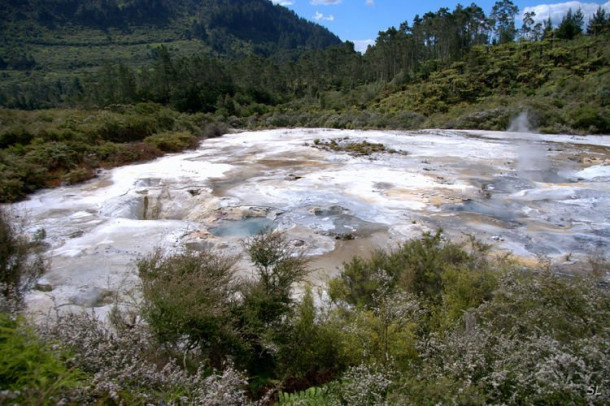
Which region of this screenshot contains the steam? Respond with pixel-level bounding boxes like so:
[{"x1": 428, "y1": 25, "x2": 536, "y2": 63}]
[
  {"x1": 508, "y1": 111, "x2": 531, "y2": 133},
  {"x1": 510, "y1": 111, "x2": 553, "y2": 182}
]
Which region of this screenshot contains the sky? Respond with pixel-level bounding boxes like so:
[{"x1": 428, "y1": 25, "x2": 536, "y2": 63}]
[{"x1": 271, "y1": 0, "x2": 610, "y2": 52}]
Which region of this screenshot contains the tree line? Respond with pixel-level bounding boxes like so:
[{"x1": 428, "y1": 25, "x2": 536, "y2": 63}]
[{"x1": 1, "y1": 1, "x2": 608, "y2": 113}]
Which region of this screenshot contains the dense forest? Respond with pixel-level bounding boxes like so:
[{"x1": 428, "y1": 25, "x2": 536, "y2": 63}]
[
  {"x1": 0, "y1": 0, "x2": 341, "y2": 60},
  {"x1": 1, "y1": 2, "x2": 610, "y2": 402},
  {"x1": 0, "y1": 1, "x2": 607, "y2": 126}
]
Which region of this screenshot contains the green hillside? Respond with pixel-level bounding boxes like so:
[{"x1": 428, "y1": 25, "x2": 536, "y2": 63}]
[{"x1": 0, "y1": 0, "x2": 341, "y2": 71}]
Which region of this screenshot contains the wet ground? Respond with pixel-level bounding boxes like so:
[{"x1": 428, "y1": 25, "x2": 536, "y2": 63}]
[{"x1": 12, "y1": 128, "x2": 610, "y2": 317}]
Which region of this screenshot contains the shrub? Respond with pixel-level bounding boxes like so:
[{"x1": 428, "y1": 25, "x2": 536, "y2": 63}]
[
  {"x1": 236, "y1": 232, "x2": 310, "y2": 379},
  {"x1": 203, "y1": 121, "x2": 229, "y2": 138},
  {"x1": 0, "y1": 315, "x2": 84, "y2": 404},
  {"x1": 0, "y1": 207, "x2": 46, "y2": 312},
  {"x1": 24, "y1": 142, "x2": 80, "y2": 172},
  {"x1": 405, "y1": 269, "x2": 610, "y2": 405},
  {"x1": 243, "y1": 231, "x2": 310, "y2": 319},
  {"x1": 277, "y1": 287, "x2": 348, "y2": 390},
  {"x1": 39, "y1": 311, "x2": 254, "y2": 405},
  {"x1": 138, "y1": 249, "x2": 240, "y2": 367},
  {"x1": 569, "y1": 105, "x2": 609, "y2": 133},
  {"x1": 97, "y1": 114, "x2": 157, "y2": 142},
  {"x1": 62, "y1": 167, "x2": 96, "y2": 185},
  {"x1": 0, "y1": 127, "x2": 34, "y2": 148},
  {"x1": 329, "y1": 230, "x2": 477, "y2": 309},
  {"x1": 144, "y1": 131, "x2": 199, "y2": 152},
  {"x1": 108, "y1": 142, "x2": 163, "y2": 165}
]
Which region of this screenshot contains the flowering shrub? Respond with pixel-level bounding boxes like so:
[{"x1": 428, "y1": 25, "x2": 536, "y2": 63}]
[
  {"x1": 403, "y1": 270, "x2": 610, "y2": 405},
  {"x1": 3, "y1": 225, "x2": 607, "y2": 404},
  {"x1": 38, "y1": 310, "x2": 255, "y2": 405}
]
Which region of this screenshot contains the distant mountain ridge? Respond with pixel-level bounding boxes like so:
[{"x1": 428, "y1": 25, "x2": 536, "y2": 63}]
[{"x1": 0, "y1": 0, "x2": 342, "y2": 69}]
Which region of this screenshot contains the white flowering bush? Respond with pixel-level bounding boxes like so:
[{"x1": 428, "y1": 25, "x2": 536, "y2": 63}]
[
  {"x1": 337, "y1": 363, "x2": 394, "y2": 406},
  {"x1": 38, "y1": 310, "x2": 254, "y2": 405},
  {"x1": 400, "y1": 270, "x2": 610, "y2": 405}
]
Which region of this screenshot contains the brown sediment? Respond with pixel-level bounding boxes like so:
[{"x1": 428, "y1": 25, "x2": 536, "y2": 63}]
[
  {"x1": 307, "y1": 231, "x2": 391, "y2": 282},
  {"x1": 82, "y1": 179, "x2": 113, "y2": 191}
]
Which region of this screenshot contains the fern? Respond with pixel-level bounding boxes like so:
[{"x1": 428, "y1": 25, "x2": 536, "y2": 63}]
[{"x1": 278, "y1": 385, "x2": 331, "y2": 405}]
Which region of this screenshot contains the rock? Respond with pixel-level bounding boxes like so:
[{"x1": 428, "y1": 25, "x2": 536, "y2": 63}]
[
  {"x1": 69, "y1": 230, "x2": 84, "y2": 239},
  {"x1": 35, "y1": 282, "x2": 53, "y2": 292},
  {"x1": 310, "y1": 205, "x2": 346, "y2": 216},
  {"x1": 69, "y1": 286, "x2": 113, "y2": 308},
  {"x1": 185, "y1": 241, "x2": 214, "y2": 251},
  {"x1": 290, "y1": 239, "x2": 305, "y2": 247}
]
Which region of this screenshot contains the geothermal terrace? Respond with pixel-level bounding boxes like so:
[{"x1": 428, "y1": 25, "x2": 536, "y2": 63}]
[{"x1": 16, "y1": 128, "x2": 610, "y2": 318}]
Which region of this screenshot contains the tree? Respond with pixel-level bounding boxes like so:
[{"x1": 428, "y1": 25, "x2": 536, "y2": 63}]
[
  {"x1": 520, "y1": 10, "x2": 536, "y2": 41},
  {"x1": 587, "y1": 6, "x2": 609, "y2": 36},
  {"x1": 240, "y1": 231, "x2": 309, "y2": 330},
  {"x1": 236, "y1": 231, "x2": 310, "y2": 381},
  {"x1": 491, "y1": 0, "x2": 519, "y2": 44},
  {"x1": 556, "y1": 8, "x2": 584, "y2": 40},
  {"x1": 543, "y1": 16, "x2": 554, "y2": 39}
]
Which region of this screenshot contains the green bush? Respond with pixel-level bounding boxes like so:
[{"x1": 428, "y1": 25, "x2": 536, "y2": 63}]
[
  {"x1": 62, "y1": 167, "x2": 96, "y2": 185},
  {"x1": 329, "y1": 230, "x2": 479, "y2": 308},
  {"x1": 570, "y1": 105, "x2": 610, "y2": 133},
  {"x1": 0, "y1": 315, "x2": 84, "y2": 404},
  {"x1": 0, "y1": 127, "x2": 34, "y2": 148},
  {"x1": 24, "y1": 142, "x2": 80, "y2": 172},
  {"x1": 108, "y1": 142, "x2": 163, "y2": 165},
  {"x1": 398, "y1": 269, "x2": 610, "y2": 405},
  {"x1": 144, "y1": 131, "x2": 199, "y2": 152},
  {"x1": 97, "y1": 113, "x2": 157, "y2": 142},
  {"x1": 277, "y1": 287, "x2": 348, "y2": 389},
  {"x1": 138, "y1": 249, "x2": 239, "y2": 367},
  {"x1": 0, "y1": 207, "x2": 46, "y2": 312}
]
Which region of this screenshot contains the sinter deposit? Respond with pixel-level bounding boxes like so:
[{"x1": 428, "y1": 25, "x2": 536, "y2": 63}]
[{"x1": 13, "y1": 128, "x2": 610, "y2": 318}]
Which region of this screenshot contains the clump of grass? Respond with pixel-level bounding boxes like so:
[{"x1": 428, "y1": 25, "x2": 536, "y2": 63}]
[{"x1": 310, "y1": 137, "x2": 406, "y2": 157}]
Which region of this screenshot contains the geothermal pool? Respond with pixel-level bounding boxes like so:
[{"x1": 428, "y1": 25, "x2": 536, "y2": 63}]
[{"x1": 14, "y1": 128, "x2": 610, "y2": 317}]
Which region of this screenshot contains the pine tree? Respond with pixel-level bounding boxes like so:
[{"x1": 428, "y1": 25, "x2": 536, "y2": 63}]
[
  {"x1": 491, "y1": 0, "x2": 519, "y2": 44},
  {"x1": 556, "y1": 8, "x2": 584, "y2": 40},
  {"x1": 587, "y1": 6, "x2": 609, "y2": 36}
]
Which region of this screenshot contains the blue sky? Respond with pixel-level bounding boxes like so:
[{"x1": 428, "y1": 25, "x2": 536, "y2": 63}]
[{"x1": 271, "y1": 0, "x2": 610, "y2": 52}]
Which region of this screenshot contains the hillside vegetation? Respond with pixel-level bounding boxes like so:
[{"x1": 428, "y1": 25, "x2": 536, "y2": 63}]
[
  {"x1": 1, "y1": 2, "x2": 608, "y2": 130},
  {"x1": 0, "y1": 0, "x2": 340, "y2": 66}
]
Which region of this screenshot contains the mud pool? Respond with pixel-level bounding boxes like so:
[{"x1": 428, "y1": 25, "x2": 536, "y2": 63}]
[{"x1": 12, "y1": 128, "x2": 610, "y2": 318}]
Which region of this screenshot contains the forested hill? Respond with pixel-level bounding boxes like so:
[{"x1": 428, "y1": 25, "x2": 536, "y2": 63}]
[{"x1": 0, "y1": 0, "x2": 341, "y2": 67}]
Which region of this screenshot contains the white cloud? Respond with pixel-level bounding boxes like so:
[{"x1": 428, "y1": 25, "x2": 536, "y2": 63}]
[
  {"x1": 311, "y1": 0, "x2": 342, "y2": 5},
  {"x1": 314, "y1": 11, "x2": 335, "y2": 21},
  {"x1": 270, "y1": 0, "x2": 293, "y2": 5},
  {"x1": 353, "y1": 39, "x2": 374, "y2": 53},
  {"x1": 522, "y1": 1, "x2": 610, "y2": 26},
  {"x1": 366, "y1": 0, "x2": 375, "y2": 6}
]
